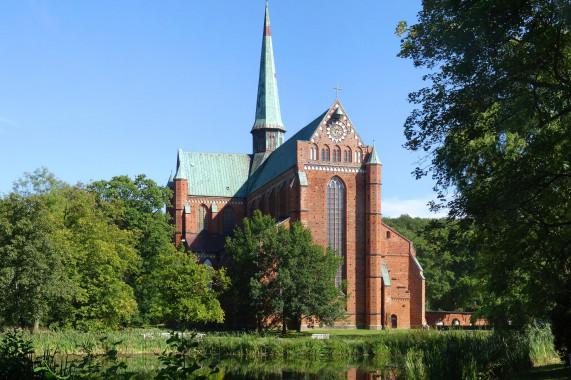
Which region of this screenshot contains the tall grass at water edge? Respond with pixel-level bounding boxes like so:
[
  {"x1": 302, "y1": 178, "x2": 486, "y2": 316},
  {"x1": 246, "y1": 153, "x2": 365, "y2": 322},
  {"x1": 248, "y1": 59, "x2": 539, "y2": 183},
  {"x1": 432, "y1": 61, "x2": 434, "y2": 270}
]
[
  {"x1": 197, "y1": 326, "x2": 558, "y2": 379},
  {"x1": 12, "y1": 328, "x2": 171, "y2": 355},
  {"x1": 2, "y1": 326, "x2": 559, "y2": 379}
]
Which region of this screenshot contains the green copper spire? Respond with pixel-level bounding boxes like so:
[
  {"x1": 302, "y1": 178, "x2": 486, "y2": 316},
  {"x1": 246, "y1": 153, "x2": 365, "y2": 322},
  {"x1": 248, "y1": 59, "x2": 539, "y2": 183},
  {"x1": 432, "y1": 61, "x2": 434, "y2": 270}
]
[
  {"x1": 366, "y1": 144, "x2": 382, "y2": 165},
  {"x1": 251, "y1": 3, "x2": 285, "y2": 140}
]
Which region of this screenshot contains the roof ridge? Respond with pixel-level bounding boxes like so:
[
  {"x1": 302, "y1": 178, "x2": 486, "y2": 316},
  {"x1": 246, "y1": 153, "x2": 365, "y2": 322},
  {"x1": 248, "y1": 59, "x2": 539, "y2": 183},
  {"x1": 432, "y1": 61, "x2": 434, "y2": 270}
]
[{"x1": 247, "y1": 109, "x2": 329, "y2": 195}]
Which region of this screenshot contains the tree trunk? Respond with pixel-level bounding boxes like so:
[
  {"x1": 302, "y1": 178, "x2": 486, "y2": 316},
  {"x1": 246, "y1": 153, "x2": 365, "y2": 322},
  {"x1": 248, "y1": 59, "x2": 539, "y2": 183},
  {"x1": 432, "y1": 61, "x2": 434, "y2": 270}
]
[
  {"x1": 282, "y1": 314, "x2": 287, "y2": 335},
  {"x1": 33, "y1": 318, "x2": 39, "y2": 333},
  {"x1": 296, "y1": 316, "x2": 302, "y2": 333}
]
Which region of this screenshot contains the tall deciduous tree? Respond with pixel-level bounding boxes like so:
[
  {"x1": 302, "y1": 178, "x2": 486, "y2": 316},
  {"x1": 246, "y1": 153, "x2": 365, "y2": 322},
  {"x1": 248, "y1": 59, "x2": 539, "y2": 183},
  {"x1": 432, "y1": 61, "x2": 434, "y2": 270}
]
[
  {"x1": 62, "y1": 186, "x2": 139, "y2": 331},
  {"x1": 398, "y1": 0, "x2": 570, "y2": 359},
  {"x1": 225, "y1": 211, "x2": 277, "y2": 331},
  {"x1": 0, "y1": 193, "x2": 70, "y2": 331},
  {"x1": 142, "y1": 247, "x2": 229, "y2": 326},
  {"x1": 225, "y1": 210, "x2": 345, "y2": 333},
  {"x1": 89, "y1": 175, "x2": 175, "y2": 323},
  {"x1": 0, "y1": 169, "x2": 73, "y2": 331},
  {"x1": 272, "y1": 222, "x2": 346, "y2": 333}
]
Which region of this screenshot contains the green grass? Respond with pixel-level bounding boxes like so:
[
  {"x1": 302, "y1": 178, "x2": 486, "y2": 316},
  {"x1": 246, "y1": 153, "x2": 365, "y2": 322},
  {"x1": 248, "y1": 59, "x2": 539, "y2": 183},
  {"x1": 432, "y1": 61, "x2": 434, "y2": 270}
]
[{"x1": 510, "y1": 363, "x2": 570, "y2": 380}]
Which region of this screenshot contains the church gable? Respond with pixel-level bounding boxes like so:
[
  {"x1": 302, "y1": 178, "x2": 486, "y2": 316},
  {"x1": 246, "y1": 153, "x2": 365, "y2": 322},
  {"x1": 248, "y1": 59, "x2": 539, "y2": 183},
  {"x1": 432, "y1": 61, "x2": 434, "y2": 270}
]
[{"x1": 305, "y1": 100, "x2": 367, "y2": 164}]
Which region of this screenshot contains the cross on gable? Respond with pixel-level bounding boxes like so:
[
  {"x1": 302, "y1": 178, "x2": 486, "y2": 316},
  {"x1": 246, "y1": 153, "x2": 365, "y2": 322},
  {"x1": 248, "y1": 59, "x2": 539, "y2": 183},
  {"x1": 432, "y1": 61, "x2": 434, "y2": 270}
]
[{"x1": 333, "y1": 84, "x2": 342, "y2": 99}]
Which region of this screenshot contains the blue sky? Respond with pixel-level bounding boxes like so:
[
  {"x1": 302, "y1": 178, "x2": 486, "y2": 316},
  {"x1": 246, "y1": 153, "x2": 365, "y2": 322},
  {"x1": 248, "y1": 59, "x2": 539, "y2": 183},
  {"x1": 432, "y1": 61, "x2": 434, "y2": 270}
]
[{"x1": 0, "y1": 0, "x2": 445, "y2": 218}]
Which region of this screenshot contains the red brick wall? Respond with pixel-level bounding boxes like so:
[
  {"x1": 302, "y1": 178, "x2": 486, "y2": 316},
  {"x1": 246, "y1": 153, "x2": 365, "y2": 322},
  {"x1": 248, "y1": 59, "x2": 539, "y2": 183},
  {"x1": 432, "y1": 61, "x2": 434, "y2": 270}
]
[
  {"x1": 425, "y1": 311, "x2": 488, "y2": 327},
  {"x1": 172, "y1": 100, "x2": 426, "y2": 330},
  {"x1": 366, "y1": 162, "x2": 383, "y2": 328}
]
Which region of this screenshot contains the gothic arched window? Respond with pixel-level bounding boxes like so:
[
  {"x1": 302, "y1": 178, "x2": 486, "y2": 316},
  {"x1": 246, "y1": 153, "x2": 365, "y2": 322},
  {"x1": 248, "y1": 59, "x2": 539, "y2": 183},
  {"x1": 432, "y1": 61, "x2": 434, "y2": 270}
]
[
  {"x1": 327, "y1": 177, "x2": 345, "y2": 288},
  {"x1": 355, "y1": 148, "x2": 362, "y2": 163},
  {"x1": 310, "y1": 145, "x2": 318, "y2": 161},
  {"x1": 333, "y1": 147, "x2": 341, "y2": 162},
  {"x1": 197, "y1": 205, "x2": 208, "y2": 233},
  {"x1": 223, "y1": 207, "x2": 235, "y2": 235},
  {"x1": 322, "y1": 146, "x2": 330, "y2": 161}
]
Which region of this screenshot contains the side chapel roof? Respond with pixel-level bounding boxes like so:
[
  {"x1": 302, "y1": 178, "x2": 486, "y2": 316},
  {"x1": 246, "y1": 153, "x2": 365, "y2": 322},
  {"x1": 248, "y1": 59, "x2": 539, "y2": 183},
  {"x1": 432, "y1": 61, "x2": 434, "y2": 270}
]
[
  {"x1": 173, "y1": 109, "x2": 329, "y2": 197},
  {"x1": 175, "y1": 150, "x2": 251, "y2": 197}
]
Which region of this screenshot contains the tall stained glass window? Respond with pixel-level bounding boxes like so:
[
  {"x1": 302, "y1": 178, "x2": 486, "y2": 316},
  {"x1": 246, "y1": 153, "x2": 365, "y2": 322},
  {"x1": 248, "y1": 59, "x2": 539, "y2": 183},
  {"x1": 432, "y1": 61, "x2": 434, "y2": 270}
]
[
  {"x1": 223, "y1": 207, "x2": 235, "y2": 235},
  {"x1": 197, "y1": 205, "x2": 208, "y2": 233},
  {"x1": 327, "y1": 177, "x2": 345, "y2": 288}
]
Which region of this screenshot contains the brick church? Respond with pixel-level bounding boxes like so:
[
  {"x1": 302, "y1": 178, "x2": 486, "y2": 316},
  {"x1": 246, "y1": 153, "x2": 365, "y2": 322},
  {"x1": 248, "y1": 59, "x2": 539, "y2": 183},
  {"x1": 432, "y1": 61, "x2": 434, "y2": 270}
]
[{"x1": 168, "y1": 4, "x2": 425, "y2": 329}]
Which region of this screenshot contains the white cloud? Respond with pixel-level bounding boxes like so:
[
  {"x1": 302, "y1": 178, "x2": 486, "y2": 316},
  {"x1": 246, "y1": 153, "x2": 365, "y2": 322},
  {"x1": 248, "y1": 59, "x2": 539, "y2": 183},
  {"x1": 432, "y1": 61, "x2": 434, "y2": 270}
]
[{"x1": 382, "y1": 196, "x2": 448, "y2": 219}]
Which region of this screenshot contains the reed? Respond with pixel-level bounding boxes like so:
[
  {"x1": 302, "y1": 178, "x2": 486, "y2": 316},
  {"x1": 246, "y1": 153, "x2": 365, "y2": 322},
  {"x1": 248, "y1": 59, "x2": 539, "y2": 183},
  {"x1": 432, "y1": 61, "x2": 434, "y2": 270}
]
[
  {"x1": 2, "y1": 325, "x2": 558, "y2": 379},
  {"x1": 13, "y1": 328, "x2": 171, "y2": 355}
]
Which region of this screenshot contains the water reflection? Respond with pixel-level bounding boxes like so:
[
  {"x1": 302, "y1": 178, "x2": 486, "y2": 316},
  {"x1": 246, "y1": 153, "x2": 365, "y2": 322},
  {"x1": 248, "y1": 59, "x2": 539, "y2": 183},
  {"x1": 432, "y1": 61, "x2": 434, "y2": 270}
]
[
  {"x1": 214, "y1": 356, "x2": 399, "y2": 380},
  {"x1": 112, "y1": 355, "x2": 400, "y2": 379}
]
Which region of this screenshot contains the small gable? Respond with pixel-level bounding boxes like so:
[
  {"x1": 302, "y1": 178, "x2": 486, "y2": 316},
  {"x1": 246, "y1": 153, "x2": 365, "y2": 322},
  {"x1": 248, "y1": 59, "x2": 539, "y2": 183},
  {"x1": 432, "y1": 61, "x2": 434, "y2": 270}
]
[{"x1": 308, "y1": 100, "x2": 365, "y2": 151}]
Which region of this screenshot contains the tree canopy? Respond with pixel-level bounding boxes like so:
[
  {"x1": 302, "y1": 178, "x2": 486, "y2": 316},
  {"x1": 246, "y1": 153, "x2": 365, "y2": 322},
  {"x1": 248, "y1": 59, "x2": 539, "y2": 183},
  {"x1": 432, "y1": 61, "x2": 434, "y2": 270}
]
[
  {"x1": 398, "y1": 0, "x2": 570, "y2": 359},
  {"x1": 0, "y1": 169, "x2": 226, "y2": 330},
  {"x1": 89, "y1": 175, "x2": 176, "y2": 323},
  {"x1": 225, "y1": 210, "x2": 345, "y2": 333}
]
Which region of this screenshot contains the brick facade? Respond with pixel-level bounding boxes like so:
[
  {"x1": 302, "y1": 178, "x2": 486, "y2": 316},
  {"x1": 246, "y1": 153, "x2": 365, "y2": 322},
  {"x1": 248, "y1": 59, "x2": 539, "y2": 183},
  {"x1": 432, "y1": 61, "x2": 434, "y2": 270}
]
[
  {"x1": 425, "y1": 311, "x2": 488, "y2": 327},
  {"x1": 170, "y1": 101, "x2": 426, "y2": 329},
  {"x1": 169, "y1": 4, "x2": 425, "y2": 329}
]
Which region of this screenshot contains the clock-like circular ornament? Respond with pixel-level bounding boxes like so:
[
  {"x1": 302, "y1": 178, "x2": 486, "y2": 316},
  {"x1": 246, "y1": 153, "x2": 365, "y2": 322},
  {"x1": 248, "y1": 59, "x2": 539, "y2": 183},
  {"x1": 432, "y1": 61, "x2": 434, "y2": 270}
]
[{"x1": 326, "y1": 120, "x2": 347, "y2": 143}]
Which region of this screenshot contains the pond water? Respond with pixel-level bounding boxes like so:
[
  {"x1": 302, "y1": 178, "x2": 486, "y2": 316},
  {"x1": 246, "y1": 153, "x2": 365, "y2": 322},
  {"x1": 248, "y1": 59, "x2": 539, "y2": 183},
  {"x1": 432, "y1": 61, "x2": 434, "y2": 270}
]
[{"x1": 60, "y1": 354, "x2": 402, "y2": 379}]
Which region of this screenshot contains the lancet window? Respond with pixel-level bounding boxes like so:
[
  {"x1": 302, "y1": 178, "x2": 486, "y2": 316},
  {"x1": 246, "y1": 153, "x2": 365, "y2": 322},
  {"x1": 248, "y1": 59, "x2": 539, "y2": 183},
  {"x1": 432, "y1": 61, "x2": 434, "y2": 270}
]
[
  {"x1": 223, "y1": 207, "x2": 235, "y2": 235},
  {"x1": 333, "y1": 147, "x2": 341, "y2": 162},
  {"x1": 197, "y1": 205, "x2": 208, "y2": 233},
  {"x1": 321, "y1": 146, "x2": 330, "y2": 161},
  {"x1": 327, "y1": 177, "x2": 345, "y2": 288},
  {"x1": 310, "y1": 145, "x2": 318, "y2": 161}
]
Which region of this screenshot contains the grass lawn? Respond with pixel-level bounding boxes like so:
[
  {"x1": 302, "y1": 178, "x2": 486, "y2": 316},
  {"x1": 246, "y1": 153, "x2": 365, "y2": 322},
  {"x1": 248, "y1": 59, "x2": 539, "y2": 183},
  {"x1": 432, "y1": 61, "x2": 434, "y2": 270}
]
[{"x1": 510, "y1": 363, "x2": 570, "y2": 380}]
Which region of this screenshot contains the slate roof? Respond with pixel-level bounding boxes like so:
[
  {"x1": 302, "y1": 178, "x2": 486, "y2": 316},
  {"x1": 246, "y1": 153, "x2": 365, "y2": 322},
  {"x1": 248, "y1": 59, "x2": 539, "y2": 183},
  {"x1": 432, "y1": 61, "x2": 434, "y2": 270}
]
[
  {"x1": 174, "y1": 109, "x2": 328, "y2": 197},
  {"x1": 247, "y1": 110, "x2": 327, "y2": 193},
  {"x1": 186, "y1": 233, "x2": 226, "y2": 253},
  {"x1": 175, "y1": 150, "x2": 251, "y2": 198}
]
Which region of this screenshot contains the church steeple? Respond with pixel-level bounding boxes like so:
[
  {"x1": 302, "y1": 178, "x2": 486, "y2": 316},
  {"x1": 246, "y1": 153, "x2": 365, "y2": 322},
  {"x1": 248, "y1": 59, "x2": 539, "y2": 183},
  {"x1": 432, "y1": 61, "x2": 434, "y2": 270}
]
[{"x1": 251, "y1": 2, "x2": 285, "y2": 154}]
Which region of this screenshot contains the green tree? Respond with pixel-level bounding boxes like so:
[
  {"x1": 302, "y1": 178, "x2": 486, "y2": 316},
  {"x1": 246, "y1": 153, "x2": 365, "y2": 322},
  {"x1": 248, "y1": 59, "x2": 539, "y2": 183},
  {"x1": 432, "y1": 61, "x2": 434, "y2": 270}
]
[
  {"x1": 421, "y1": 219, "x2": 483, "y2": 312},
  {"x1": 0, "y1": 169, "x2": 146, "y2": 331},
  {"x1": 0, "y1": 169, "x2": 73, "y2": 331},
  {"x1": 142, "y1": 246, "x2": 230, "y2": 326},
  {"x1": 272, "y1": 221, "x2": 345, "y2": 333},
  {"x1": 225, "y1": 211, "x2": 277, "y2": 331},
  {"x1": 225, "y1": 211, "x2": 345, "y2": 333},
  {"x1": 0, "y1": 193, "x2": 70, "y2": 331},
  {"x1": 383, "y1": 216, "x2": 483, "y2": 312},
  {"x1": 398, "y1": 0, "x2": 570, "y2": 359},
  {"x1": 89, "y1": 175, "x2": 175, "y2": 323},
  {"x1": 61, "y1": 186, "x2": 139, "y2": 331}
]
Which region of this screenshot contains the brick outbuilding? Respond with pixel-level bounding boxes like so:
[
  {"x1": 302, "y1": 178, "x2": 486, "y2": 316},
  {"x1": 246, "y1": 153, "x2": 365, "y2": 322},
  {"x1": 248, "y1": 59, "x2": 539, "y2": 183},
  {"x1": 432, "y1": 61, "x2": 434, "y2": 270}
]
[{"x1": 168, "y1": 4, "x2": 425, "y2": 329}]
